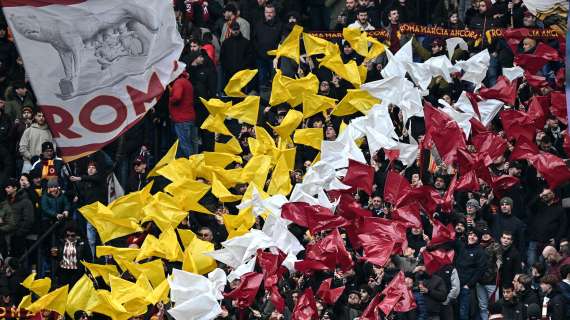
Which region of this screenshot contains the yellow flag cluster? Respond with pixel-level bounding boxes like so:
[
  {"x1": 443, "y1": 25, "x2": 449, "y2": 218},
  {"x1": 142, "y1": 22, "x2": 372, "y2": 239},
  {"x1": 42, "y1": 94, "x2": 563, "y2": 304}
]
[{"x1": 20, "y1": 24, "x2": 390, "y2": 319}]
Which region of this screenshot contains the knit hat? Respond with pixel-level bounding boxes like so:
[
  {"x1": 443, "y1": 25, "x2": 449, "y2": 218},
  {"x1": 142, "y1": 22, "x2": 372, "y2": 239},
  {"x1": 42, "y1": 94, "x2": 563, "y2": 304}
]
[
  {"x1": 22, "y1": 106, "x2": 33, "y2": 113},
  {"x1": 499, "y1": 197, "x2": 513, "y2": 206},
  {"x1": 466, "y1": 199, "x2": 481, "y2": 210},
  {"x1": 4, "y1": 177, "x2": 18, "y2": 189},
  {"x1": 41, "y1": 141, "x2": 54, "y2": 152},
  {"x1": 47, "y1": 178, "x2": 59, "y2": 188}
]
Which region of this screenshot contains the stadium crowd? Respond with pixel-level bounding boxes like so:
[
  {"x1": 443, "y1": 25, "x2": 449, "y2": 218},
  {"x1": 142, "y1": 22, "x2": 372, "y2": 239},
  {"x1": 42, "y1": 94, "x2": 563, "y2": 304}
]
[{"x1": 0, "y1": 0, "x2": 569, "y2": 319}]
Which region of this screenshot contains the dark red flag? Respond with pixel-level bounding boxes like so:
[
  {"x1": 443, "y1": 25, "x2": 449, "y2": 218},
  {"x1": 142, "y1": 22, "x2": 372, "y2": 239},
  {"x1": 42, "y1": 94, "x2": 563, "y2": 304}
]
[
  {"x1": 343, "y1": 159, "x2": 375, "y2": 195},
  {"x1": 550, "y1": 91, "x2": 567, "y2": 125},
  {"x1": 532, "y1": 152, "x2": 570, "y2": 190},
  {"x1": 292, "y1": 288, "x2": 318, "y2": 320},
  {"x1": 223, "y1": 272, "x2": 264, "y2": 309},
  {"x1": 422, "y1": 249, "x2": 455, "y2": 274},
  {"x1": 525, "y1": 72, "x2": 550, "y2": 89},
  {"x1": 316, "y1": 278, "x2": 345, "y2": 305},
  {"x1": 500, "y1": 109, "x2": 536, "y2": 142},
  {"x1": 479, "y1": 76, "x2": 518, "y2": 105},
  {"x1": 392, "y1": 203, "x2": 422, "y2": 228},
  {"x1": 424, "y1": 104, "x2": 467, "y2": 165},
  {"x1": 429, "y1": 219, "x2": 456, "y2": 246},
  {"x1": 384, "y1": 170, "x2": 411, "y2": 205},
  {"x1": 527, "y1": 95, "x2": 551, "y2": 129},
  {"x1": 379, "y1": 272, "x2": 416, "y2": 315},
  {"x1": 515, "y1": 54, "x2": 548, "y2": 75}
]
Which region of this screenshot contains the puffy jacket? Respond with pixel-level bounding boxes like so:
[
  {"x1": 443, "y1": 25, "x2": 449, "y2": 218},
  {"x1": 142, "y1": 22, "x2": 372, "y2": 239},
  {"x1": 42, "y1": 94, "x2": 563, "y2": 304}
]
[
  {"x1": 18, "y1": 123, "x2": 53, "y2": 161},
  {"x1": 40, "y1": 192, "x2": 70, "y2": 221},
  {"x1": 421, "y1": 274, "x2": 448, "y2": 315},
  {"x1": 0, "y1": 201, "x2": 16, "y2": 234},
  {"x1": 528, "y1": 201, "x2": 568, "y2": 243},
  {"x1": 168, "y1": 71, "x2": 195, "y2": 123},
  {"x1": 6, "y1": 190, "x2": 34, "y2": 236}
]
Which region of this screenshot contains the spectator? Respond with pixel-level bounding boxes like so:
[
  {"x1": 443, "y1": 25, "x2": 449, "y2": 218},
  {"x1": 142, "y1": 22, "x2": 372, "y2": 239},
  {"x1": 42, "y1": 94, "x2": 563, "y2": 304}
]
[
  {"x1": 169, "y1": 70, "x2": 197, "y2": 158},
  {"x1": 30, "y1": 142, "x2": 67, "y2": 191},
  {"x1": 9, "y1": 105, "x2": 33, "y2": 172},
  {"x1": 220, "y1": 3, "x2": 250, "y2": 42},
  {"x1": 126, "y1": 156, "x2": 148, "y2": 193},
  {"x1": 513, "y1": 273, "x2": 540, "y2": 319},
  {"x1": 542, "y1": 246, "x2": 570, "y2": 282},
  {"x1": 385, "y1": 8, "x2": 402, "y2": 52},
  {"x1": 19, "y1": 111, "x2": 54, "y2": 174},
  {"x1": 558, "y1": 265, "x2": 570, "y2": 318},
  {"x1": 394, "y1": 0, "x2": 417, "y2": 24},
  {"x1": 220, "y1": 22, "x2": 254, "y2": 87},
  {"x1": 334, "y1": 0, "x2": 358, "y2": 30},
  {"x1": 538, "y1": 274, "x2": 567, "y2": 320},
  {"x1": 414, "y1": 265, "x2": 448, "y2": 319},
  {"x1": 456, "y1": 228, "x2": 487, "y2": 320},
  {"x1": 527, "y1": 188, "x2": 568, "y2": 267},
  {"x1": 348, "y1": 7, "x2": 375, "y2": 31},
  {"x1": 444, "y1": 11, "x2": 465, "y2": 29},
  {"x1": 4, "y1": 81, "x2": 34, "y2": 123},
  {"x1": 357, "y1": 0, "x2": 383, "y2": 28},
  {"x1": 69, "y1": 161, "x2": 107, "y2": 257},
  {"x1": 477, "y1": 228, "x2": 501, "y2": 320},
  {"x1": 40, "y1": 178, "x2": 70, "y2": 223},
  {"x1": 496, "y1": 284, "x2": 522, "y2": 319},
  {"x1": 50, "y1": 223, "x2": 91, "y2": 287},
  {"x1": 2, "y1": 178, "x2": 33, "y2": 257},
  {"x1": 468, "y1": 0, "x2": 500, "y2": 33},
  {"x1": 252, "y1": 3, "x2": 282, "y2": 92},
  {"x1": 481, "y1": 196, "x2": 526, "y2": 258}
]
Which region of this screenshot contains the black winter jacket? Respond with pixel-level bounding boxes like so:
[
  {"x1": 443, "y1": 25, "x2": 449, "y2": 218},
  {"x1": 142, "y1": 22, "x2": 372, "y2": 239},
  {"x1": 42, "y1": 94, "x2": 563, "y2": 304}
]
[{"x1": 455, "y1": 242, "x2": 487, "y2": 288}]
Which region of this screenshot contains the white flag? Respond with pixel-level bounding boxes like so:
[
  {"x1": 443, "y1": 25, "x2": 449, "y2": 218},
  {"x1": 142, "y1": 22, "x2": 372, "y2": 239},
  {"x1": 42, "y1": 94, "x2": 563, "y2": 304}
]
[{"x1": 4, "y1": 0, "x2": 184, "y2": 160}]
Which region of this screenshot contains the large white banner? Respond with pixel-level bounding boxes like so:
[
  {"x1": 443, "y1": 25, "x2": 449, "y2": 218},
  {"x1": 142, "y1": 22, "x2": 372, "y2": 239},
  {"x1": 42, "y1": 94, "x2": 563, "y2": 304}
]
[{"x1": 3, "y1": 0, "x2": 184, "y2": 160}]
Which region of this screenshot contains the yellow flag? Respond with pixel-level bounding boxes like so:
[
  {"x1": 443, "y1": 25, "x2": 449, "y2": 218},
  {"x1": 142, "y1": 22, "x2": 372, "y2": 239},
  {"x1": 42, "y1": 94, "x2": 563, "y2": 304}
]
[
  {"x1": 156, "y1": 158, "x2": 196, "y2": 183},
  {"x1": 201, "y1": 112, "x2": 232, "y2": 135},
  {"x1": 21, "y1": 273, "x2": 51, "y2": 297},
  {"x1": 224, "y1": 207, "x2": 255, "y2": 239},
  {"x1": 225, "y1": 95, "x2": 260, "y2": 125},
  {"x1": 282, "y1": 73, "x2": 319, "y2": 107},
  {"x1": 166, "y1": 179, "x2": 211, "y2": 214},
  {"x1": 18, "y1": 295, "x2": 32, "y2": 310},
  {"x1": 181, "y1": 234, "x2": 217, "y2": 275},
  {"x1": 148, "y1": 277, "x2": 170, "y2": 305},
  {"x1": 108, "y1": 182, "x2": 153, "y2": 222},
  {"x1": 158, "y1": 227, "x2": 184, "y2": 262},
  {"x1": 267, "y1": 148, "x2": 296, "y2": 195},
  {"x1": 250, "y1": 126, "x2": 276, "y2": 156},
  {"x1": 27, "y1": 285, "x2": 68, "y2": 316},
  {"x1": 96, "y1": 246, "x2": 140, "y2": 261},
  {"x1": 294, "y1": 128, "x2": 323, "y2": 150},
  {"x1": 200, "y1": 97, "x2": 231, "y2": 115},
  {"x1": 269, "y1": 70, "x2": 292, "y2": 106},
  {"x1": 109, "y1": 275, "x2": 147, "y2": 304},
  {"x1": 91, "y1": 290, "x2": 129, "y2": 320},
  {"x1": 211, "y1": 173, "x2": 243, "y2": 202},
  {"x1": 267, "y1": 25, "x2": 303, "y2": 64},
  {"x1": 302, "y1": 93, "x2": 337, "y2": 118},
  {"x1": 66, "y1": 275, "x2": 98, "y2": 318},
  {"x1": 318, "y1": 44, "x2": 361, "y2": 87},
  {"x1": 81, "y1": 261, "x2": 119, "y2": 285},
  {"x1": 303, "y1": 33, "x2": 331, "y2": 56},
  {"x1": 203, "y1": 152, "x2": 243, "y2": 168},
  {"x1": 80, "y1": 202, "x2": 142, "y2": 244},
  {"x1": 358, "y1": 63, "x2": 368, "y2": 83},
  {"x1": 117, "y1": 259, "x2": 166, "y2": 288},
  {"x1": 366, "y1": 37, "x2": 386, "y2": 60},
  {"x1": 215, "y1": 136, "x2": 243, "y2": 154},
  {"x1": 148, "y1": 140, "x2": 178, "y2": 177},
  {"x1": 269, "y1": 109, "x2": 303, "y2": 139},
  {"x1": 177, "y1": 228, "x2": 197, "y2": 249},
  {"x1": 224, "y1": 69, "x2": 258, "y2": 97},
  {"x1": 343, "y1": 27, "x2": 369, "y2": 56},
  {"x1": 332, "y1": 89, "x2": 380, "y2": 116},
  {"x1": 241, "y1": 155, "x2": 272, "y2": 188},
  {"x1": 142, "y1": 192, "x2": 188, "y2": 232}
]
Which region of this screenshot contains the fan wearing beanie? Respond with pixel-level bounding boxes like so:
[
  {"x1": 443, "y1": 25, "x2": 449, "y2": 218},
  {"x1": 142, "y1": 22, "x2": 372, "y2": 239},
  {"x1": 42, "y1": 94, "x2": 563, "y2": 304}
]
[{"x1": 30, "y1": 141, "x2": 67, "y2": 191}]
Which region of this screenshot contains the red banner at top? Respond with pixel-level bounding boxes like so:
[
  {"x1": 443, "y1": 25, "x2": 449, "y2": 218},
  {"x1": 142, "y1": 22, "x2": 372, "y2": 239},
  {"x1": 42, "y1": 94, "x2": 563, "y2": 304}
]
[{"x1": 1, "y1": 0, "x2": 85, "y2": 7}]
